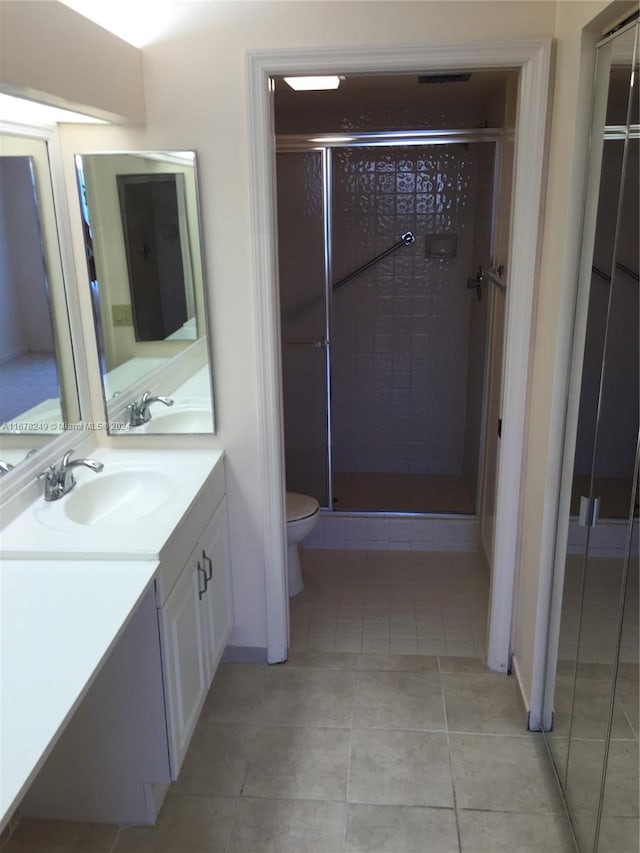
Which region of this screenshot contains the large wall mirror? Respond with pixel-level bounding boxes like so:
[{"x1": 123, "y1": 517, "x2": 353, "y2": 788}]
[
  {"x1": 74, "y1": 151, "x2": 214, "y2": 434},
  {"x1": 0, "y1": 130, "x2": 80, "y2": 473}
]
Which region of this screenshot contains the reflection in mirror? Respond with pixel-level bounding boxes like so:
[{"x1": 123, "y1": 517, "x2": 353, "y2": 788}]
[
  {"x1": 597, "y1": 488, "x2": 639, "y2": 853},
  {"x1": 0, "y1": 132, "x2": 79, "y2": 471},
  {"x1": 117, "y1": 172, "x2": 197, "y2": 342},
  {"x1": 544, "y1": 18, "x2": 639, "y2": 853},
  {"x1": 74, "y1": 151, "x2": 214, "y2": 435}
]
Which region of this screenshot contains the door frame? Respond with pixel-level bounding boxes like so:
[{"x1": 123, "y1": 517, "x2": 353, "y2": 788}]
[{"x1": 246, "y1": 40, "x2": 552, "y2": 668}]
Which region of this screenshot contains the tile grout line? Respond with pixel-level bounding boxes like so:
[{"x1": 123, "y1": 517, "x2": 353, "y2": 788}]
[
  {"x1": 343, "y1": 666, "x2": 357, "y2": 852},
  {"x1": 438, "y1": 654, "x2": 463, "y2": 853},
  {"x1": 222, "y1": 796, "x2": 241, "y2": 853},
  {"x1": 615, "y1": 694, "x2": 638, "y2": 740},
  {"x1": 223, "y1": 669, "x2": 271, "y2": 852}
]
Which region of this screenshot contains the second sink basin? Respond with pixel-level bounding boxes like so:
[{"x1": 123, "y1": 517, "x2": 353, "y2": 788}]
[{"x1": 141, "y1": 404, "x2": 213, "y2": 434}]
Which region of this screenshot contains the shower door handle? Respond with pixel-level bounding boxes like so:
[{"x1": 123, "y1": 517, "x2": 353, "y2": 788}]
[{"x1": 286, "y1": 338, "x2": 328, "y2": 348}]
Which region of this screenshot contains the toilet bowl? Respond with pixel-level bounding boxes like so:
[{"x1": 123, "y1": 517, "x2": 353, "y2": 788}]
[{"x1": 286, "y1": 492, "x2": 320, "y2": 596}]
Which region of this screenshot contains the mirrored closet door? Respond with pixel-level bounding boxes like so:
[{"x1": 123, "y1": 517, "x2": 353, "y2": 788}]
[{"x1": 544, "y1": 17, "x2": 639, "y2": 853}]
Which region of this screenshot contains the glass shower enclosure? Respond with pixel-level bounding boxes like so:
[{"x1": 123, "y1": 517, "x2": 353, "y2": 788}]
[{"x1": 277, "y1": 130, "x2": 500, "y2": 517}]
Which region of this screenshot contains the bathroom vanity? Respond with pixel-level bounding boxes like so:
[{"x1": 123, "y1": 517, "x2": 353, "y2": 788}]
[
  {"x1": 0, "y1": 449, "x2": 232, "y2": 827},
  {"x1": 0, "y1": 129, "x2": 231, "y2": 831}
]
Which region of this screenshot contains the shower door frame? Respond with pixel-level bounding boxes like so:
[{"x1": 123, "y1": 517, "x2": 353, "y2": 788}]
[
  {"x1": 247, "y1": 40, "x2": 552, "y2": 679},
  {"x1": 277, "y1": 129, "x2": 504, "y2": 517}
]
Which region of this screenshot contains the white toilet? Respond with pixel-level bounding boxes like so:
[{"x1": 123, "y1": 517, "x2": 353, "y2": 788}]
[{"x1": 285, "y1": 492, "x2": 320, "y2": 597}]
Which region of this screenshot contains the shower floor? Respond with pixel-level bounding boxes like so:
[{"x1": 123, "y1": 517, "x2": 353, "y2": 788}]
[{"x1": 332, "y1": 472, "x2": 475, "y2": 515}]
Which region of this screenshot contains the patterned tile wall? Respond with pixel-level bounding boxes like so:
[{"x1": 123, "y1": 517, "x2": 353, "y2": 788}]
[{"x1": 331, "y1": 145, "x2": 479, "y2": 475}]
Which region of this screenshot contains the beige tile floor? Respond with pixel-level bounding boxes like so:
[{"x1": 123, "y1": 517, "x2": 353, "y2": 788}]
[
  {"x1": 5, "y1": 550, "x2": 576, "y2": 853},
  {"x1": 290, "y1": 549, "x2": 490, "y2": 658}
]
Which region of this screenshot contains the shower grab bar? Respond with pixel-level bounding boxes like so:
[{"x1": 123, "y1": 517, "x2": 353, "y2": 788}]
[{"x1": 332, "y1": 231, "x2": 416, "y2": 292}]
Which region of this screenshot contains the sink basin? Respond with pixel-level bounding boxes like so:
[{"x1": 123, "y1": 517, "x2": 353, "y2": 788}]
[
  {"x1": 65, "y1": 470, "x2": 172, "y2": 525},
  {"x1": 35, "y1": 467, "x2": 173, "y2": 528},
  {"x1": 142, "y1": 405, "x2": 213, "y2": 434}
]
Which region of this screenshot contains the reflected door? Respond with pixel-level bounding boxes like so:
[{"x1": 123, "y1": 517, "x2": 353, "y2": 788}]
[
  {"x1": 276, "y1": 151, "x2": 330, "y2": 508},
  {"x1": 117, "y1": 173, "x2": 189, "y2": 341}
]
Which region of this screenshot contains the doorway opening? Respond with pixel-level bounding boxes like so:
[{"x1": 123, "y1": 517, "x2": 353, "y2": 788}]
[
  {"x1": 274, "y1": 72, "x2": 515, "y2": 519},
  {"x1": 274, "y1": 71, "x2": 512, "y2": 519},
  {"x1": 273, "y1": 70, "x2": 516, "y2": 658},
  {"x1": 247, "y1": 41, "x2": 552, "y2": 669}
]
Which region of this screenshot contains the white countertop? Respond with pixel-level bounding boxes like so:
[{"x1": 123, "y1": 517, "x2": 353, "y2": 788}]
[
  {"x1": 0, "y1": 557, "x2": 159, "y2": 829},
  {"x1": 0, "y1": 448, "x2": 224, "y2": 561}
]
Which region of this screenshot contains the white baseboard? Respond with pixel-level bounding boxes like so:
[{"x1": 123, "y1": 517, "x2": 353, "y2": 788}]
[{"x1": 511, "y1": 654, "x2": 535, "y2": 730}]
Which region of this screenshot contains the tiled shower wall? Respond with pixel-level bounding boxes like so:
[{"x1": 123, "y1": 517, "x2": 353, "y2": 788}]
[{"x1": 331, "y1": 145, "x2": 488, "y2": 476}]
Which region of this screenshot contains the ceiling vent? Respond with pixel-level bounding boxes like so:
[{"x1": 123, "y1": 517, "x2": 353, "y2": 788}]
[{"x1": 418, "y1": 73, "x2": 472, "y2": 84}]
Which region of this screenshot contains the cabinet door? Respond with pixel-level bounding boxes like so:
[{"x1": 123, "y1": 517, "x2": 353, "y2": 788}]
[
  {"x1": 198, "y1": 497, "x2": 233, "y2": 684},
  {"x1": 159, "y1": 558, "x2": 209, "y2": 778}
]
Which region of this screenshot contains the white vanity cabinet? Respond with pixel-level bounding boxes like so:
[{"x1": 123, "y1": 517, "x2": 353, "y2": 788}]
[
  {"x1": 18, "y1": 452, "x2": 233, "y2": 826},
  {"x1": 159, "y1": 495, "x2": 232, "y2": 777}
]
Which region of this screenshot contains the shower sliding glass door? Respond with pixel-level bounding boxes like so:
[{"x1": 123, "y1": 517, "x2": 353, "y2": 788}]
[
  {"x1": 330, "y1": 141, "x2": 496, "y2": 514},
  {"x1": 276, "y1": 150, "x2": 331, "y2": 508},
  {"x1": 276, "y1": 133, "x2": 500, "y2": 516}
]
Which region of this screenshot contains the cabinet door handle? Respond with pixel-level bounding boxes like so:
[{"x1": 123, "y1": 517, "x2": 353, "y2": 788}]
[
  {"x1": 197, "y1": 562, "x2": 208, "y2": 600},
  {"x1": 203, "y1": 550, "x2": 213, "y2": 582}
]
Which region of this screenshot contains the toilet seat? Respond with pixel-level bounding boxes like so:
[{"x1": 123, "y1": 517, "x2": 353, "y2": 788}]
[{"x1": 286, "y1": 492, "x2": 319, "y2": 523}]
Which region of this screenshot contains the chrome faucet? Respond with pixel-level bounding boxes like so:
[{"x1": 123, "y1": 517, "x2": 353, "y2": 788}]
[
  {"x1": 39, "y1": 449, "x2": 104, "y2": 501},
  {"x1": 0, "y1": 450, "x2": 37, "y2": 476},
  {"x1": 127, "y1": 391, "x2": 174, "y2": 427}
]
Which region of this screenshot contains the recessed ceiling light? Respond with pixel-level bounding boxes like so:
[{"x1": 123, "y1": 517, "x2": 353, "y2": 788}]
[
  {"x1": 283, "y1": 76, "x2": 341, "y2": 92},
  {"x1": 0, "y1": 94, "x2": 107, "y2": 125},
  {"x1": 60, "y1": 0, "x2": 175, "y2": 48}
]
